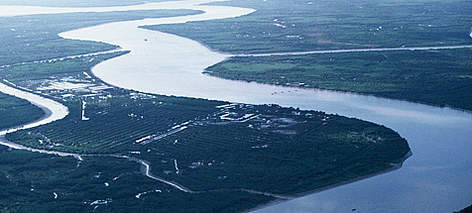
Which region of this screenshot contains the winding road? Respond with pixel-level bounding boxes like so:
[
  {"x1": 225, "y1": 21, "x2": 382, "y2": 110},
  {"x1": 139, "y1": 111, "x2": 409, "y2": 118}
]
[
  {"x1": 0, "y1": 79, "x2": 289, "y2": 199},
  {"x1": 0, "y1": 0, "x2": 471, "y2": 212},
  {"x1": 0, "y1": 82, "x2": 289, "y2": 199}
]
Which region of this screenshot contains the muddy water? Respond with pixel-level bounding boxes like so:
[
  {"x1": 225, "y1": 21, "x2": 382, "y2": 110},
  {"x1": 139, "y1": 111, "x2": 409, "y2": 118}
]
[{"x1": 1, "y1": 1, "x2": 471, "y2": 212}]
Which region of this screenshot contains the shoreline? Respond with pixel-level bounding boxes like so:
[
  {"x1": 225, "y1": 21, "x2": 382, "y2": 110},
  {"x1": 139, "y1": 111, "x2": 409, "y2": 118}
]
[
  {"x1": 202, "y1": 71, "x2": 472, "y2": 115},
  {"x1": 0, "y1": 0, "x2": 471, "y2": 212},
  {"x1": 0, "y1": 82, "x2": 69, "y2": 136},
  {"x1": 0, "y1": 82, "x2": 77, "y2": 159},
  {"x1": 247, "y1": 150, "x2": 413, "y2": 213}
]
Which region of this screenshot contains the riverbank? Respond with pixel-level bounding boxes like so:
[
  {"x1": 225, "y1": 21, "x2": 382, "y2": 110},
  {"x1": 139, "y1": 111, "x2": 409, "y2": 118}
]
[
  {"x1": 0, "y1": 0, "x2": 471, "y2": 212},
  {"x1": 206, "y1": 48, "x2": 472, "y2": 111},
  {"x1": 0, "y1": 41, "x2": 410, "y2": 213},
  {"x1": 0, "y1": 82, "x2": 68, "y2": 135},
  {"x1": 57, "y1": 1, "x2": 472, "y2": 212}
]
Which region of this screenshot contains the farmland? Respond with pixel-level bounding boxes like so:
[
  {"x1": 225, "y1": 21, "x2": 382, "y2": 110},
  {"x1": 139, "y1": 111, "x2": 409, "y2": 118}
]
[
  {"x1": 147, "y1": 0, "x2": 472, "y2": 111},
  {"x1": 0, "y1": 46, "x2": 409, "y2": 212},
  {"x1": 150, "y1": 0, "x2": 472, "y2": 54},
  {"x1": 0, "y1": 3, "x2": 414, "y2": 212},
  {"x1": 0, "y1": 9, "x2": 201, "y2": 66},
  {"x1": 206, "y1": 48, "x2": 472, "y2": 111}
]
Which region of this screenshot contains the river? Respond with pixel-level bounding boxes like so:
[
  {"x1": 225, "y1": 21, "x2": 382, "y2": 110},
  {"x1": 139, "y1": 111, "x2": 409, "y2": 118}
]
[
  {"x1": 1, "y1": 0, "x2": 472, "y2": 212},
  {"x1": 0, "y1": 82, "x2": 77, "y2": 159}
]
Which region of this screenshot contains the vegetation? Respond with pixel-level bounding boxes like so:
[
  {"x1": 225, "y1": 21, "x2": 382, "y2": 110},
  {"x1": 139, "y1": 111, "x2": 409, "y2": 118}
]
[
  {"x1": 0, "y1": 5, "x2": 412, "y2": 212},
  {"x1": 0, "y1": 93, "x2": 43, "y2": 130},
  {"x1": 148, "y1": 0, "x2": 472, "y2": 54},
  {"x1": 145, "y1": 0, "x2": 472, "y2": 111},
  {"x1": 1, "y1": 51, "x2": 128, "y2": 82},
  {"x1": 141, "y1": 104, "x2": 409, "y2": 195},
  {"x1": 0, "y1": 146, "x2": 271, "y2": 213},
  {"x1": 206, "y1": 49, "x2": 472, "y2": 111},
  {"x1": 0, "y1": 9, "x2": 201, "y2": 66},
  {"x1": 0, "y1": 50, "x2": 410, "y2": 211}
]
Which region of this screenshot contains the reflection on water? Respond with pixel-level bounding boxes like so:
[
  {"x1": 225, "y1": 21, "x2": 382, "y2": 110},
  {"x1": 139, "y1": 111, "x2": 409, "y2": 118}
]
[{"x1": 1, "y1": 1, "x2": 472, "y2": 212}]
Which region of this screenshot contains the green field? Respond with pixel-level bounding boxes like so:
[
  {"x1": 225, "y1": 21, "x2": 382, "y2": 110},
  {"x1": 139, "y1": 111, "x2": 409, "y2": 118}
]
[
  {"x1": 206, "y1": 49, "x2": 472, "y2": 111},
  {"x1": 149, "y1": 0, "x2": 472, "y2": 54},
  {"x1": 3, "y1": 54, "x2": 410, "y2": 196},
  {"x1": 0, "y1": 9, "x2": 201, "y2": 66},
  {"x1": 0, "y1": 5, "x2": 412, "y2": 212},
  {"x1": 0, "y1": 47, "x2": 409, "y2": 212},
  {"x1": 0, "y1": 146, "x2": 271, "y2": 213},
  {"x1": 145, "y1": 0, "x2": 472, "y2": 111}
]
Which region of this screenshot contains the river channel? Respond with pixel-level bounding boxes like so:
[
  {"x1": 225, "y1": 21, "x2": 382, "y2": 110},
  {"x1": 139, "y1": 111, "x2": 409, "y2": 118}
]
[{"x1": 1, "y1": 1, "x2": 471, "y2": 212}]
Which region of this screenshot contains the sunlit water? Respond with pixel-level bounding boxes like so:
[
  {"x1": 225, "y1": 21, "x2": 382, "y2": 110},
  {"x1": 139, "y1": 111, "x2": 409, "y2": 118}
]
[{"x1": 1, "y1": 0, "x2": 471, "y2": 212}]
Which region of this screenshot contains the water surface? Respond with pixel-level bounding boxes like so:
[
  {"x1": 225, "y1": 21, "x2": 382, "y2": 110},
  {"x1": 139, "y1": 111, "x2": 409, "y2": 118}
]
[{"x1": 1, "y1": 1, "x2": 471, "y2": 212}]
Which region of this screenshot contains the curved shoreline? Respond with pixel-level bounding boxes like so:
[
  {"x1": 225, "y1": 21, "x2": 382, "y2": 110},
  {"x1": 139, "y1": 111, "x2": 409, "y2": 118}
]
[
  {"x1": 0, "y1": 82, "x2": 208, "y2": 193},
  {"x1": 0, "y1": 82, "x2": 77, "y2": 159},
  {"x1": 247, "y1": 150, "x2": 413, "y2": 213},
  {"x1": 0, "y1": 79, "x2": 291, "y2": 198},
  {"x1": 57, "y1": 6, "x2": 472, "y2": 124},
  {"x1": 0, "y1": 82, "x2": 69, "y2": 136},
  {"x1": 0, "y1": 1, "x2": 471, "y2": 212},
  {"x1": 0, "y1": 0, "x2": 228, "y2": 17},
  {"x1": 56, "y1": 2, "x2": 472, "y2": 212}
]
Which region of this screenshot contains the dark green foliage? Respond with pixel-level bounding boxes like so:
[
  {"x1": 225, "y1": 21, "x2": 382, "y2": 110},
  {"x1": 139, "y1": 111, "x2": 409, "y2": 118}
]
[
  {"x1": 1, "y1": 51, "x2": 128, "y2": 82},
  {"x1": 6, "y1": 94, "x2": 219, "y2": 153},
  {"x1": 0, "y1": 93, "x2": 43, "y2": 130},
  {"x1": 0, "y1": 147, "x2": 272, "y2": 213},
  {"x1": 148, "y1": 0, "x2": 472, "y2": 54},
  {"x1": 143, "y1": 105, "x2": 409, "y2": 195},
  {"x1": 144, "y1": 0, "x2": 472, "y2": 109},
  {"x1": 0, "y1": 9, "x2": 201, "y2": 66},
  {"x1": 206, "y1": 49, "x2": 472, "y2": 110},
  {"x1": 1, "y1": 52, "x2": 409, "y2": 212},
  {"x1": 0, "y1": 3, "x2": 412, "y2": 212},
  {"x1": 6, "y1": 89, "x2": 410, "y2": 194}
]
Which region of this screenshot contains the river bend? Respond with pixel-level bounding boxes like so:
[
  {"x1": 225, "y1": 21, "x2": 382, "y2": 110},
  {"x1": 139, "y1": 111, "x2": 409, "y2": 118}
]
[{"x1": 0, "y1": 1, "x2": 471, "y2": 212}]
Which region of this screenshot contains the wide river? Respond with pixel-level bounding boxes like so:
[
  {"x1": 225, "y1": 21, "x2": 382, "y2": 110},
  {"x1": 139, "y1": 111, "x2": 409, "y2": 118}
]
[{"x1": 1, "y1": 0, "x2": 472, "y2": 212}]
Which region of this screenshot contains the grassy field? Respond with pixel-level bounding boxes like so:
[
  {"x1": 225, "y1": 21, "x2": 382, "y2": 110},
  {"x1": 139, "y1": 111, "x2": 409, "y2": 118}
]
[
  {"x1": 145, "y1": 0, "x2": 472, "y2": 111},
  {"x1": 149, "y1": 0, "x2": 472, "y2": 54},
  {"x1": 0, "y1": 9, "x2": 201, "y2": 66},
  {"x1": 3, "y1": 54, "x2": 410, "y2": 194},
  {"x1": 0, "y1": 48, "x2": 409, "y2": 211},
  {"x1": 0, "y1": 6, "x2": 411, "y2": 212},
  {"x1": 206, "y1": 49, "x2": 472, "y2": 111}
]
